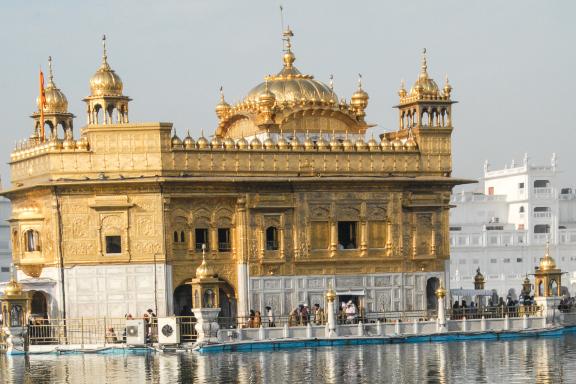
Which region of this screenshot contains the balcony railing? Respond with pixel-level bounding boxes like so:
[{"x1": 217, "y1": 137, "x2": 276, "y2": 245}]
[
  {"x1": 533, "y1": 212, "x2": 552, "y2": 218},
  {"x1": 218, "y1": 242, "x2": 231, "y2": 252},
  {"x1": 266, "y1": 241, "x2": 279, "y2": 251}
]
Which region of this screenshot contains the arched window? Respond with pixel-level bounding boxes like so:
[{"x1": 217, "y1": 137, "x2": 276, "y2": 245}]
[
  {"x1": 173, "y1": 231, "x2": 179, "y2": 243},
  {"x1": 534, "y1": 180, "x2": 550, "y2": 188},
  {"x1": 266, "y1": 227, "x2": 279, "y2": 251},
  {"x1": 180, "y1": 231, "x2": 185, "y2": 243},
  {"x1": 534, "y1": 224, "x2": 550, "y2": 234},
  {"x1": 519, "y1": 206, "x2": 524, "y2": 213},
  {"x1": 24, "y1": 230, "x2": 41, "y2": 252}
]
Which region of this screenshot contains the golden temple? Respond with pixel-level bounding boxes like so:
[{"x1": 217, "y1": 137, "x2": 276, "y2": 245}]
[{"x1": 2, "y1": 29, "x2": 468, "y2": 319}]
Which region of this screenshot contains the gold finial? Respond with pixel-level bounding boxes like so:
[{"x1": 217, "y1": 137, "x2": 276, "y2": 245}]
[
  {"x1": 102, "y1": 34, "x2": 108, "y2": 64},
  {"x1": 329, "y1": 74, "x2": 334, "y2": 92},
  {"x1": 420, "y1": 48, "x2": 428, "y2": 78},
  {"x1": 219, "y1": 86, "x2": 225, "y2": 101},
  {"x1": 282, "y1": 25, "x2": 295, "y2": 68},
  {"x1": 357, "y1": 73, "x2": 363, "y2": 90},
  {"x1": 48, "y1": 56, "x2": 54, "y2": 84}
]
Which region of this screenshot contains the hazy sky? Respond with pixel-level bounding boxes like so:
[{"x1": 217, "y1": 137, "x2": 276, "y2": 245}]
[{"x1": 0, "y1": 0, "x2": 574, "y2": 187}]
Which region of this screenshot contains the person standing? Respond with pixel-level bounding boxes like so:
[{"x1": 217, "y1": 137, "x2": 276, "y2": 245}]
[
  {"x1": 313, "y1": 304, "x2": 325, "y2": 325},
  {"x1": 265, "y1": 306, "x2": 275, "y2": 327}
]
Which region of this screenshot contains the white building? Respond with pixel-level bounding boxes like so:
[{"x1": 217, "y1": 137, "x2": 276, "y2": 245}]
[
  {"x1": 449, "y1": 154, "x2": 576, "y2": 298},
  {"x1": 0, "y1": 197, "x2": 11, "y2": 282}
]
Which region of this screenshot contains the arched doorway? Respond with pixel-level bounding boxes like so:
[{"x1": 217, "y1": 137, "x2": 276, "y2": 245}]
[
  {"x1": 30, "y1": 291, "x2": 48, "y2": 319},
  {"x1": 173, "y1": 283, "x2": 192, "y2": 316},
  {"x1": 426, "y1": 277, "x2": 440, "y2": 311}
]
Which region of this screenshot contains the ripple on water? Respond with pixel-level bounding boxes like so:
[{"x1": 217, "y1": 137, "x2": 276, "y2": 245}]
[{"x1": 1, "y1": 334, "x2": 574, "y2": 383}]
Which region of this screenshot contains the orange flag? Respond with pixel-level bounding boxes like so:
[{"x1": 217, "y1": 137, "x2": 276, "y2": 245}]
[{"x1": 39, "y1": 69, "x2": 46, "y2": 142}]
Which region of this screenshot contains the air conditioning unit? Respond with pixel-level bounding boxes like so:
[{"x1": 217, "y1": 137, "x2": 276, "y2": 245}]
[
  {"x1": 158, "y1": 317, "x2": 180, "y2": 345},
  {"x1": 125, "y1": 319, "x2": 146, "y2": 346}
]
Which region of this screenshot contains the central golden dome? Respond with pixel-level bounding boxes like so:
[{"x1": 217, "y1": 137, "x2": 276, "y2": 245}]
[{"x1": 243, "y1": 32, "x2": 337, "y2": 106}]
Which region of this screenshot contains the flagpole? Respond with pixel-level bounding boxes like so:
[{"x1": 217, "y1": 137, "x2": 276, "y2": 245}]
[{"x1": 39, "y1": 67, "x2": 46, "y2": 142}]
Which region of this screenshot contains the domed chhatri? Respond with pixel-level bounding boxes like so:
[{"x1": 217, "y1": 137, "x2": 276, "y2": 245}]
[
  {"x1": 89, "y1": 35, "x2": 123, "y2": 97},
  {"x1": 409, "y1": 48, "x2": 440, "y2": 98},
  {"x1": 539, "y1": 242, "x2": 557, "y2": 271},
  {"x1": 38, "y1": 56, "x2": 68, "y2": 113},
  {"x1": 196, "y1": 253, "x2": 216, "y2": 279}
]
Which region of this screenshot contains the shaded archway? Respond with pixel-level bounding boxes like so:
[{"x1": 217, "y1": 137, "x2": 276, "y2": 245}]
[
  {"x1": 30, "y1": 291, "x2": 48, "y2": 319},
  {"x1": 426, "y1": 277, "x2": 440, "y2": 311},
  {"x1": 173, "y1": 283, "x2": 192, "y2": 316}
]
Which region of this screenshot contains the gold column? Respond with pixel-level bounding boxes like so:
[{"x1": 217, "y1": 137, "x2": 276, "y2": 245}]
[
  {"x1": 385, "y1": 220, "x2": 393, "y2": 257},
  {"x1": 329, "y1": 219, "x2": 337, "y2": 258},
  {"x1": 360, "y1": 219, "x2": 367, "y2": 257},
  {"x1": 210, "y1": 225, "x2": 217, "y2": 255}
]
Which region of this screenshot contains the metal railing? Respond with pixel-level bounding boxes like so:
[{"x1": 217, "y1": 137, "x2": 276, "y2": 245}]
[
  {"x1": 447, "y1": 305, "x2": 542, "y2": 320},
  {"x1": 26, "y1": 316, "x2": 198, "y2": 346}
]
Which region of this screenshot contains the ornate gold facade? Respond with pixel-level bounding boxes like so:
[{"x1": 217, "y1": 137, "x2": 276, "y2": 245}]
[{"x1": 3, "y1": 32, "x2": 468, "y2": 317}]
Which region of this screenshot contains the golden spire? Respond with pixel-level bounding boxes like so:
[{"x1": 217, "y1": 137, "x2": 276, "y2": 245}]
[
  {"x1": 215, "y1": 86, "x2": 231, "y2": 119},
  {"x1": 398, "y1": 79, "x2": 407, "y2": 98},
  {"x1": 329, "y1": 74, "x2": 334, "y2": 92},
  {"x1": 101, "y1": 34, "x2": 110, "y2": 69},
  {"x1": 282, "y1": 27, "x2": 295, "y2": 68},
  {"x1": 443, "y1": 74, "x2": 452, "y2": 97},
  {"x1": 420, "y1": 48, "x2": 428, "y2": 79},
  {"x1": 47, "y1": 56, "x2": 55, "y2": 85}
]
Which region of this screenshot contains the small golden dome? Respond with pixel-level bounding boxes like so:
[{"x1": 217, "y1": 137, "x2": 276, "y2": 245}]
[
  {"x1": 303, "y1": 134, "x2": 315, "y2": 151},
  {"x1": 237, "y1": 137, "x2": 249, "y2": 150},
  {"x1": 197, "y1": 132, "x2": 210, "y2": 150},
  {"x1": 342, "y1": 134, "x2": 354, "y2": 152},
  {"x1": 250, "y1": 136, "x2": 262, "y2": 150},
  {"x1": 329, "y1": 134, "x2": 343, "y2": 151},
  {"x1": 325, "y1": 287, "x2": 336, "y2": 302},
  {"x1": 405, "y1": 136, "x2": 418, "y2": 150},
  {"x1": 89, "y1": 36, "x2": 123, "y2": 97},
  {"x1": 171, "y1": 132, "x2": 183, "y2": 148},
  {"x1": 409, "y1": 49, "x2": 441, "y2": 98},
  {"x1": 355, "y1": 137, "x2": 368, "y2": 151},
  {"x1": 277, "y1": 133, "x2": 290, "y2": 150},
  {"x1": 392, "y1": 137, "x2": 404, "y2": 150},
  {"x1": 39, "y1": 58, "x2": 69, "y2": 113},
  {"x1": 474, "y1": 267, "x2": 485, "y2": 283},
  {"x1": 263, "y1": 135, "x2": 276, "y2": 150},
  {"x1": 290, "y1": 134, "x2": 303, "y2": 150},
  {"x1": 76, "y1": 136, "x2": 89, "y2": 150},
  {"x1": 351, "y1": 75, "x2": 369, "y2": 113},
  {"x1": 398, "y1": 80, "x2": 407, "y2": 98},
  {"x1": 211, "y1": 136, "x2": 223, "y2": 149},
  {"x1": 196, "y1": 255, "x2": 215, "y2": 279},
  {"x1": 435, "y1": 285, "x2": 447, "y2": 299},
  {"x1": 539, "y1": 244, "x2": 557, "y2": 271},
  {"x1": 224, "y1": 137, "x2": 236, "y2": 150},
  {"x1": 317, "y1": 134, "x2": 329, "y2": 151},
  {"x1": 258, "y1": 85, "x2": 276, "y2": 111},
  {"x1": 443, "y1": 76, "x2": 452, "y2": 98},
  {"x1": 215, "y1": 87, "x2": 231, "y2": 119},
  {"x1": 63, "y1": 138, "x2": 76, "y2": 150},
  {"x1": 381, "y1": 137, "x2": 392, "y2": 150},
  {"x1": 3, "y1": 278, "x2": 23, "y2": 296},
  {"x1": 183, "y1": 132, "x2": 196, "y2": 149},
  {"x1": 367, "y1": 135, "x2": 379, "y2": 151}
]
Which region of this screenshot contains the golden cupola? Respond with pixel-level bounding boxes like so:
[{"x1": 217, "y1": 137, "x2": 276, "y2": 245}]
[
  {"x1": 38, "y1": 57, "x2": 68, "y2": 113},
  {"x1": 350, "y1": 74, "x2": 369, "y2": 120},
  {"x1": 84, "y1": 35, "x2": 131, "y2": 125},
  {"x1": 215, "y1": 87, "x2": 231, "y2": 120},
  {"x1": 30, "y1": 56, "x2": 75, "y2": 144},
  {"x1": 89, "y1": 37, "x2": 123, "y2": 97},
  {"x1": 214, "y1": 27, "x2": 369, "y2": 139},
  {"x1": 409, "y1": 48, "x2": 440, "y2": 99}
]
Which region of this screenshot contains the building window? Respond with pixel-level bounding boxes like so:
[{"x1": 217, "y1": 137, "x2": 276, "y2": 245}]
[
  {"x1": 195, "y1": 228, "x2": 209, "y2": 251},
  {"x1": 105, "y1": 236, "x2": 122, "y2": 254},
  {"x1": 458, "y1": 259, "x2": 466, "y2": 265},
  {"x1": 173, "y1": 230, "x2": 186, "y2": 243},
  {"x1": 490, "y1": 258, "x2": 497, "y2": 264},
  {"x1": 337, "y1": 221, "x2": 357, "y2": 249},
  {"x1": 534, "y1": 180, "x2": 550, "y2": 188},
  {"x1": 503, "y1": 258, "x2": 510, "y2": 263},
  {"x1": 265, "y1": 227, "x2": 279, "y2": 251},
  {"x1": 519, "y1": 206, "x2": 524, "y2": 213},
  {"x1": 472, "y1": 259, "x2": 480, "y2": 264},
  {"x1": 0, "y1": 267, "x2": 9, "y2": 273},
  {"x1": 24, "y1": 230, "x2": 41, "y2": 252},
  {"x1": 218, "y1": 228, "x2": 231, "y2": 252},
  {"x1": 488, "y1": 187, "x2": 494, "y2": 195},
  {"x1": 518, "y1": 183, "x2": 525, "y2": 189},
  {"x1": 449, "y1": 226, "x2": 462, "y2": 231},
  {"x1": 517, "y1": 258, "x2": 523, "y2": 263},
  {"x1": 534, "y1": 224, "x2": 550, "y2": 234}
]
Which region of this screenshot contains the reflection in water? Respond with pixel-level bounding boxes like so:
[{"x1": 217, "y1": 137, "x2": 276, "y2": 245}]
[{"x1": 1, "y1": 334, "x2": 575, "y2": 383}]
